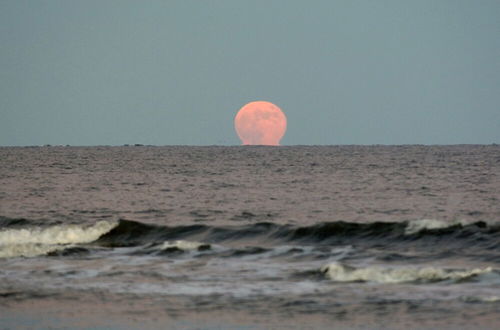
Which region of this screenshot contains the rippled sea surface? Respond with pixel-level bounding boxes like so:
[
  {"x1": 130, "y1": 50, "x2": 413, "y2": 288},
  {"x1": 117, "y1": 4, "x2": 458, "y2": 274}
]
[{"x1": 1, "y1": 145, "x2": 499, "y2": 329}]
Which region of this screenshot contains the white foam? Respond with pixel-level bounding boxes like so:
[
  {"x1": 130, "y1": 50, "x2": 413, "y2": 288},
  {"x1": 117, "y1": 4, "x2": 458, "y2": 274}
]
[
  {"x1": 321, "y1": 263, "x2": 493, "y2": 284},
  {"x1": 404, "y1": 219, "x2": 472, "y2": 235},
  {"x1": 404, "y1": 219, "x2": 450, "y2": 235},
  {"x1": 159, "y1": 240, "x2": 210, "y2": 251},
  {"x1": 0, "y1": 243, "x2": 61, "y2": 258},
  {"x1": 0, "y1": 221, "x2": 117, "y2": 245},
  {"x1": 0, "y1": 221, "x2": 117, "y2": 258},
  {"x1": 462, "y1": 295, "x2": 500, "y2": 303},
  {"x1": 482, "y1": 296, "x2": 500, "y2": 302}
]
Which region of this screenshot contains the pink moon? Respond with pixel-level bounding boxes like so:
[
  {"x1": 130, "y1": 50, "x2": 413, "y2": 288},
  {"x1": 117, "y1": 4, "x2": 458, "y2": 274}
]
[{"x1": 234, "y1": 101, "x2": 287, "y2": 146}]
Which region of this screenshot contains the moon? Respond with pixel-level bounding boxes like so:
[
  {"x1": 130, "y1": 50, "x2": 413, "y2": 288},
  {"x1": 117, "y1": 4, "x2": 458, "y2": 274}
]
[{"x1": 234, "y1": 101, "x2": 287, "y2": 146}]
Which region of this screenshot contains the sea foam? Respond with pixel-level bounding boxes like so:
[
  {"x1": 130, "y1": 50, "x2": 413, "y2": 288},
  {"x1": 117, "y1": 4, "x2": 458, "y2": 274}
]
[
  {"x1": 404, "y1": 219, "x2": 474, "y2": 235},
  {"x1": 159, "y1": 240, "x2": 211, "y2": 251},
  {"x1": 321, "y1": 263, "x2": 493, "y2": 284}
]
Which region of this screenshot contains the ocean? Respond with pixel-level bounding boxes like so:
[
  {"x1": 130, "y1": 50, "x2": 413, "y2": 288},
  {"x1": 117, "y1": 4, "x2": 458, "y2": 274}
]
[{"x1": 0, "y1": 145, "x2": 499, "y2": 329}]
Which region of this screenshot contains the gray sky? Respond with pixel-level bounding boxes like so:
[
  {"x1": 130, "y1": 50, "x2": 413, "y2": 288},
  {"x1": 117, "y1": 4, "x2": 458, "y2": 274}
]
[{"x1": 1, "y1": 0, "x2": 499, "y2": 146}]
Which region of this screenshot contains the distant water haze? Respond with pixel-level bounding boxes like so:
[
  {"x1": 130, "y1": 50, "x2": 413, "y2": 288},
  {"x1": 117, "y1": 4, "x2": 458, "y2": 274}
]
[{"x1": 1, "y1": 145, "x2": 498, "y2": 224}]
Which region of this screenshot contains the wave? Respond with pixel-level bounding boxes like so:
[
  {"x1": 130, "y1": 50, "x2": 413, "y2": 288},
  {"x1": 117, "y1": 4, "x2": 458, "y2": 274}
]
[
  {"x1": 0, "y1": 220, "x2": 117, "y2": 245},
  {"x1": 321, "y1": 263, "x2": 494, "y2": 284},
  {"x1": 95, "y1": 218, "x2": 498, "y2": 246},
  {"x1": 1, "y1": 217, "x2": 499, "y2": 258},
  {"x1": 0, "y1": 220, "x2": 117, "y2": 258}
]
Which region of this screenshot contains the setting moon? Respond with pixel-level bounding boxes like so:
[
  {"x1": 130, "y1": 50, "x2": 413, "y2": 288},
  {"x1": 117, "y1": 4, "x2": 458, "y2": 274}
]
[{"x1": 234, "y1": 101, "x2": 287, "y2": 146}]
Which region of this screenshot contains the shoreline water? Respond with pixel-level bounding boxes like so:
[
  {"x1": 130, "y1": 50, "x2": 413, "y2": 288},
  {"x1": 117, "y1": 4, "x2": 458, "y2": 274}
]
[{"x1": 3, "y1": 289, "x2": 500, "y2": 330}]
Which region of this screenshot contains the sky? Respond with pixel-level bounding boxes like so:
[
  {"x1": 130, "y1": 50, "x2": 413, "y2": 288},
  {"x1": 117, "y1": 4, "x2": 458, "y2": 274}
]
[{"x1": 1, "y1": 0, "x2": 499, "y2": 146}]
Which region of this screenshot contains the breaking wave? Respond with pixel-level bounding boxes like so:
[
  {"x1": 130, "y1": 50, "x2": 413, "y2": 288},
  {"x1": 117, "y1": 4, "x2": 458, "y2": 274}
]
[
  {"x1": 321, "y1": 263, "x2": 494, "y2": 284},
  {"x1": 0, "y1": 220, "x2": 117, "y2": 258},
  {"x1": 0, "y1": 243, "x2": 61, "y2": 259}
]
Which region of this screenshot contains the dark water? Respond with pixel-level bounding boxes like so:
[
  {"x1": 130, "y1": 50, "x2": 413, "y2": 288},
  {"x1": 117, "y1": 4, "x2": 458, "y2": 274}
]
[{"x1": 1, "y1": 145, "x2": 499, "y2": 329}]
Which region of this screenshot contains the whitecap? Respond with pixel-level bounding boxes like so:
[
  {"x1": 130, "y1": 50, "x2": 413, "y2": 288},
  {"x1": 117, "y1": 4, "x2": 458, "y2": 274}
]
[
  {"x1": 463, "y1": 295, "x2": 500, "y2": 303},
  {"x1": 159, "y1": 240, "x2": 211, "y2": 251},
  {"x1": 321, "y1": 263, "x2": 493, "y2": 284},
  {"x1": 404, "y1": 219, "x2": 452, "y2": 235},
  {"x1": 403, "y1": 219, "x2": 476, "y2": 235},
  {"x1": 0, "y1": 243, "x2": 62, "y2": 258}
]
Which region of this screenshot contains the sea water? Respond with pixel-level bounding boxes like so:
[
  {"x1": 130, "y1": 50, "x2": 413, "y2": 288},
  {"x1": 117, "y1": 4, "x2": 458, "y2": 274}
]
[{"x1": 0, "y1": 145, "x2": 499, "y2": 329}]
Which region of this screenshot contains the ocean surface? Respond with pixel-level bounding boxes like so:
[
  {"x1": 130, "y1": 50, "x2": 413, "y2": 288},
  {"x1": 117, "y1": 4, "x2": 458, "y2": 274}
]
[{"x1": 0, "y1": 145, "x2": 499, "y2": 329}]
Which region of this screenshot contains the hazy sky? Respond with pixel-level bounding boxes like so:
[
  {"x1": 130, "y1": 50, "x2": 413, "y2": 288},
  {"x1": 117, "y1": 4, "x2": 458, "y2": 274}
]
[{"x1": 1, "y1": 0, "x2": 499, "y2": 146}]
